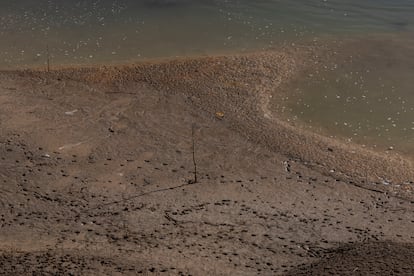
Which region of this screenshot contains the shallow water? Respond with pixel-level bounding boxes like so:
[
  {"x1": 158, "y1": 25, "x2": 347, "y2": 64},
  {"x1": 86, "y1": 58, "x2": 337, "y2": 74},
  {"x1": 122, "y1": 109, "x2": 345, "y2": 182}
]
[
  {"x1": 271, "y1": 36, "x2": 414, "y2": 156},
  {"x1": 1, "y1": 0, "x2": 414, "y2": 68},
  {"x1": 1, "y1": 0, "x2": 413, "y2": 155}
]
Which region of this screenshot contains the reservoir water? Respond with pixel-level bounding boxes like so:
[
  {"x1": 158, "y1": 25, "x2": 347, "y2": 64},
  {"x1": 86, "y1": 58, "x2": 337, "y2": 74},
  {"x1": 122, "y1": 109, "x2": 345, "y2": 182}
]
[{"x1": 1, "y1": 0, "x2": 413, "y2": 156}]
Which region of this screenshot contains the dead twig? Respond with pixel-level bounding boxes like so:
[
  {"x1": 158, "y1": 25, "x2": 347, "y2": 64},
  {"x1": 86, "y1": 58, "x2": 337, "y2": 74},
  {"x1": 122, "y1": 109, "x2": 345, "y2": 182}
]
[{"x1": 191, "y1": 124, "x2": 198, "y2": 184}]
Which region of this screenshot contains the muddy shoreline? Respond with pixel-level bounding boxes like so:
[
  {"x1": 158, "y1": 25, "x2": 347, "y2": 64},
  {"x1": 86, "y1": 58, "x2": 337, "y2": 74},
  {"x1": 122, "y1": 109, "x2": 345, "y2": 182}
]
[
  {"x1": 12, "y1": 45, "x2": 414, "y2": 192},
  {"x1": 1, "y1": 44, "x2": 413, "y2": 275}
]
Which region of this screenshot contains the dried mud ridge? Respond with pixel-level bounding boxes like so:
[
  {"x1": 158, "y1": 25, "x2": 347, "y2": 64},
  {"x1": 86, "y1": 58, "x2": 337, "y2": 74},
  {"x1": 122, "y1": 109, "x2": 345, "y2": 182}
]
[{"x1": 0, "y1": 39, "x2": 413, "y2": 275}]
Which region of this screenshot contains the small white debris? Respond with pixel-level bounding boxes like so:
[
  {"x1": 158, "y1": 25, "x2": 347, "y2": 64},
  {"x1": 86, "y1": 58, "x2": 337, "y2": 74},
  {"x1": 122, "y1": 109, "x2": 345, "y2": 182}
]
[
  {"x1": 381, "y1": 180, "x2": 390, "y2": 185},
  {"x1": 65, "y1": 109, "x2": 78, "y2": 116}
]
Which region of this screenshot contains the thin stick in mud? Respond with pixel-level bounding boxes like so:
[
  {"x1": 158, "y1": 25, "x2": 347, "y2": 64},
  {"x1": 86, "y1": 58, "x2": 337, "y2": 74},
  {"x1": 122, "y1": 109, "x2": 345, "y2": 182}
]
[{"x1": 191, "y1": 124, "x2": 198, "y2": 184}]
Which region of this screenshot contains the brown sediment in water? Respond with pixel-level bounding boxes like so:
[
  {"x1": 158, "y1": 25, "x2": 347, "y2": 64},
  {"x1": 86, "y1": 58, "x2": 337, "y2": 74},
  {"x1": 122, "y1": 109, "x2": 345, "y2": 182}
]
[{"x1": 14, "y1": 44, "x2": 413, "y2": 188}]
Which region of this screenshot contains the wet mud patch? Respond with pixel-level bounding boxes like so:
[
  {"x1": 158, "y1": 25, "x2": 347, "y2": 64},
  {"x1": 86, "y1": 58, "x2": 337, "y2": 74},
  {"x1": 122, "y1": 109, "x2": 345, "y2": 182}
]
[{"x1": 287, "y1": 241, "x2": 414, "y2": 275}]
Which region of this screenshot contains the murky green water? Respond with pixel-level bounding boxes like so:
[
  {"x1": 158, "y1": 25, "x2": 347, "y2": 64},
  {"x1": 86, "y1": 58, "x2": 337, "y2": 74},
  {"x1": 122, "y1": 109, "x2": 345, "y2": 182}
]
[
  {"x1": 1, "y1": 0, "x2": 413, "y2": 155},
  {"x1": 1, "y1": 0, "x2": 414, "y2": 68},
  {"x1": 271, "y1": 36, "x2": 414, "y2": 156}
]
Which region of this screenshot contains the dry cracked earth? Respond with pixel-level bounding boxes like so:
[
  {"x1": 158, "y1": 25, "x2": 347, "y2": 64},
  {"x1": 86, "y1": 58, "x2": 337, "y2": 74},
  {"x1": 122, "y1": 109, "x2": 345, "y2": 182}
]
[{"x1": 0, "y1": 66, "x2": 413, "y2": 275}]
